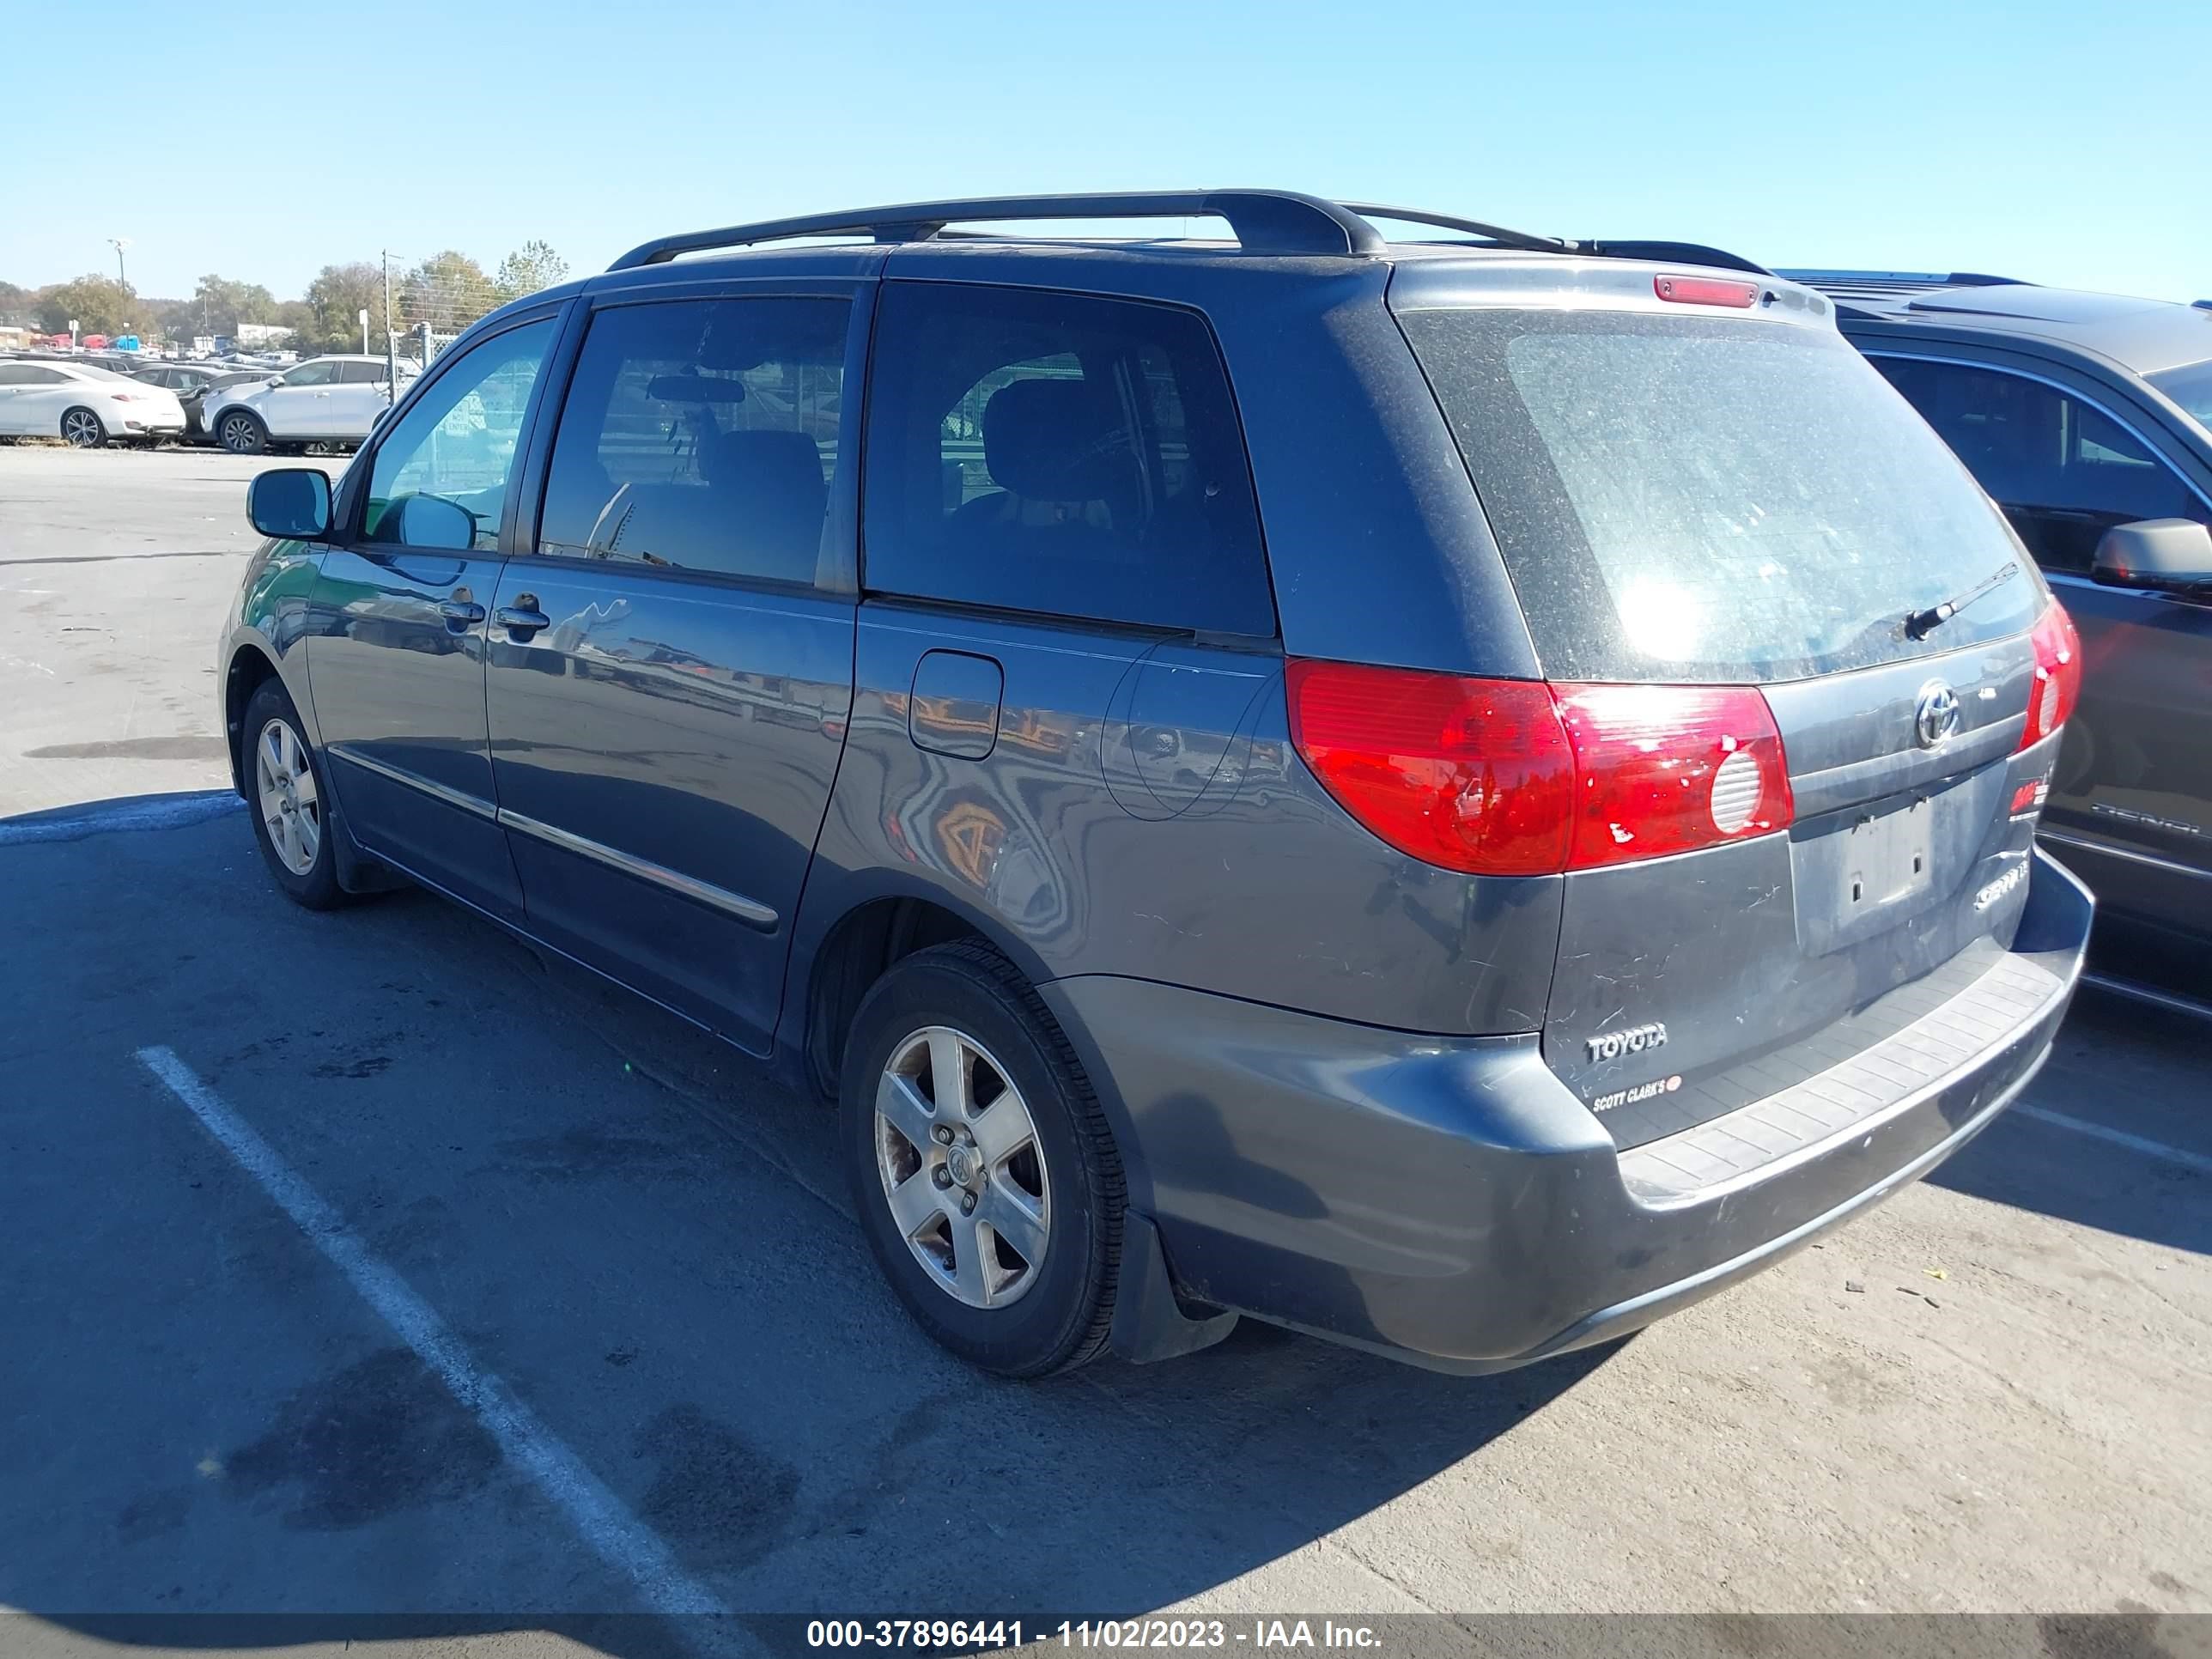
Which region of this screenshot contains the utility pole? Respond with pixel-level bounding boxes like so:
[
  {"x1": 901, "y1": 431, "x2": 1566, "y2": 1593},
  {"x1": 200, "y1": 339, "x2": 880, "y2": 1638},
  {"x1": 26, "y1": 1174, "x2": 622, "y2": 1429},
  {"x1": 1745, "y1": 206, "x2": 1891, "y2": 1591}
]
[
  {"x1": 109, "y1": 237, "x2": 131, "y2": 289},
  {"x1": 381, "y1": 250, "x2": 398, "y2": 402}
]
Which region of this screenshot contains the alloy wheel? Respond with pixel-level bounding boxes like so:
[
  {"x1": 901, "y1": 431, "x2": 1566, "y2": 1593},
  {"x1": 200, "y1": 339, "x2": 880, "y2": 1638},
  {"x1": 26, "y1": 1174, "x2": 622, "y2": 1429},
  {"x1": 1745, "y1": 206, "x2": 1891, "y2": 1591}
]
[
  {"x1": 874, "y1": 1024, "x2": 1051, "y2": 1309},
  {"x1": 61, "y1": 409, "x2": 104, "y2": 447},
  {"x1": 254, "y1": 716, "x2": 321, "y2": 876}
]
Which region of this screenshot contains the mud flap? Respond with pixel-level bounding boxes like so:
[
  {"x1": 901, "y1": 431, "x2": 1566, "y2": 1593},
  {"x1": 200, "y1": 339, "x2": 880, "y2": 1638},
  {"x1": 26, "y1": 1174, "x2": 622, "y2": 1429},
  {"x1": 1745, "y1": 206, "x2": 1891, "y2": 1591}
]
[{"x1": 1110, "y1": 1212, "x2": 1238, "y2": 1364}]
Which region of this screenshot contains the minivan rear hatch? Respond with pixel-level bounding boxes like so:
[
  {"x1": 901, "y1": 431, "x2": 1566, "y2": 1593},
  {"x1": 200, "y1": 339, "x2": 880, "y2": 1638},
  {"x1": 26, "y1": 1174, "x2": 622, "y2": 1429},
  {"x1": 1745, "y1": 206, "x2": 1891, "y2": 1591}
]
[{"x1": 1391, "y1": 264, "x2": 2060, "y2": 1148}]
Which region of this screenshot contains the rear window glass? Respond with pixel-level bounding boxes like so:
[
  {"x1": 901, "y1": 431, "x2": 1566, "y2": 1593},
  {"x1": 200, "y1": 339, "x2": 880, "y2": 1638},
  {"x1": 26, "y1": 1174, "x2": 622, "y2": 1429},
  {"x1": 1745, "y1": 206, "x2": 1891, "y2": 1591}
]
[
  {"x1": 2148, "y1": 358, "x2": 2212, "y2": 437},
  {"x1": 1398, "y1": 309, "x2": 2045, "y2": 683}
]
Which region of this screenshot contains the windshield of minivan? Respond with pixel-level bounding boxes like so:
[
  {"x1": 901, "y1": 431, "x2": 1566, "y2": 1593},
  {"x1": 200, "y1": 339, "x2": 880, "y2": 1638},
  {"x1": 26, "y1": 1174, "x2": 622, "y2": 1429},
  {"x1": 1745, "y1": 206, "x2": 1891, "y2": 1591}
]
[
  {"x1": 1398, "y1": 309, "x2": 2045, "y2": 683},
  {"x1": 2147, "y1": 359, "x2": 2212, "y2": 438}
]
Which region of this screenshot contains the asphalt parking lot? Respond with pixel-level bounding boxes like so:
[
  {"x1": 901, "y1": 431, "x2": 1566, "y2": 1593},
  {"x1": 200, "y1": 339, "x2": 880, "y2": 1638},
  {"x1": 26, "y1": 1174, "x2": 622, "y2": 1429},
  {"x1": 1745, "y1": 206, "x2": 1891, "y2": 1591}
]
[{"x1": 3, "y1": 447, "x2": 2209, "y2": 1654}]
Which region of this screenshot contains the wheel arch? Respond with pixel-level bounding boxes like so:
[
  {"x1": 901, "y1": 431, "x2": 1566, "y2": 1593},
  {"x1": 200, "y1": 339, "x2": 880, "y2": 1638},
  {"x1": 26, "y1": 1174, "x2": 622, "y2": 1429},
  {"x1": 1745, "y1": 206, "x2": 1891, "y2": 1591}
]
[
  {"x1": 783, "y1": 874, "x2": 1159, "y2": 1217},
  {"x1": 223, "y1": 642, "x2": 282, "y2": 796},
  {"x1": 222, "y1": 637, "x2": 319, "y2": 799},
  {"x1": 58, "y1": 403, "x2": 106, "y2": 444},
  {"x1": 790, "y1": 888, "x2": 1001, "y2": 1103},
  {"x1": 216, "y1": 404, "x2": 268, "y2": 448}
]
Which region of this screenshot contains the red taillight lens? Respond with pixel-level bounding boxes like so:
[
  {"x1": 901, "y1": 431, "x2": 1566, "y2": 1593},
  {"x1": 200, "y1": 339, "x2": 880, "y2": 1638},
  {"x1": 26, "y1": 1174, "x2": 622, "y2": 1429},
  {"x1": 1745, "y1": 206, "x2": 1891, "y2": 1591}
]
[
  {"x1": 1654, "y1": 273, "x2": 1759, "y2": 308},
  {"x1": 1553, "y1": 684, "x2": 1794, "y2": 867},
  {"x1": 1286, "y1": 663, "x2": 1794, "y2": 876},
  {"x1": 2018, "y1": 600, "x2": 2081, "y2": 751},
  {"x1": 1285, "y1": 661, "x2": 1573, "y2": 876}
]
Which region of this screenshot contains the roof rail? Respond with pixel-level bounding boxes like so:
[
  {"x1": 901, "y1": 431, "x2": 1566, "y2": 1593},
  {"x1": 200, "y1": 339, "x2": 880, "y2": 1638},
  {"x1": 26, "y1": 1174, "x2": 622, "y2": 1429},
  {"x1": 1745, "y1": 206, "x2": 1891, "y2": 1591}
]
[
  {"x1": 606, "y1": 191, "x2": 1390, "y2": 269},
  {"x1": 606, "y1": 192, "x2": 1772, "y2": 276},
  {"x1": 1336, "y1": 204, "x2": 1571, "y2": 255},
  {"x1": 1344, "y1": 210, "x2": 1768, "y2": 275},
  {"x1": 1577, "y1": 240, "x2": 1772, "y2": 276},
  {"x1": 1777, "y1": 270, "x2": 2033, "y2": 292}
]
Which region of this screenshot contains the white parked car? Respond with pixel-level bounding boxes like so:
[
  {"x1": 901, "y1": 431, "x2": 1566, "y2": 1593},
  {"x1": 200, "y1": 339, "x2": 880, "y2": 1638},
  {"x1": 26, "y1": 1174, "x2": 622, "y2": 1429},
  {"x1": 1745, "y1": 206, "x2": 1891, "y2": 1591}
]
[
  {"x1": 0, "y1": 360, "x2": 186, "y2": 447},
  {"x1": 203, "y1": 355, "x2": 416, "y2": 454}
]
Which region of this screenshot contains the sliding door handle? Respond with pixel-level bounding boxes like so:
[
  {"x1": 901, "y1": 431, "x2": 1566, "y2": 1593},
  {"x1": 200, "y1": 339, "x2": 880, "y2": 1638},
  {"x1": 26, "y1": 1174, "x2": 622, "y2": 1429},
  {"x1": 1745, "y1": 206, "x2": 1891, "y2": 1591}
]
[{"x1": 495, "y1": 604, "x2": 550, "y2": 640}]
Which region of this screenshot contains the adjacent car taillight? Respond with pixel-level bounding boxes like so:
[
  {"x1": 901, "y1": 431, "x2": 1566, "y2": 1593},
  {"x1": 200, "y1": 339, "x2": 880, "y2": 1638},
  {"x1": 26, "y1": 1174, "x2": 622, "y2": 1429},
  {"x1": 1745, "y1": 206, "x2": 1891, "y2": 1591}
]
[
  {"x1": 2017, "y1": 600, "x2": 2081, "y2": 751},
  {"x1": 1286, "y1": 661, "x2": 1794, "y2": 877}
]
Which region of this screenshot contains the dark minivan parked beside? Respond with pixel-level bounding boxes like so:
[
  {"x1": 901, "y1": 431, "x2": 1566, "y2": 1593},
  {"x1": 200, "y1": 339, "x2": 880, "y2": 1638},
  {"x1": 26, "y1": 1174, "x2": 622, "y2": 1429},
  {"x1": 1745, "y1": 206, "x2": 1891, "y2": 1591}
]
[
  {"x1": 1786, "y1": 272, "x2": 2212, "y2": 1001},
  {"x1": 219, "y1": 193, "x2": 2092, "y2": 1377}
]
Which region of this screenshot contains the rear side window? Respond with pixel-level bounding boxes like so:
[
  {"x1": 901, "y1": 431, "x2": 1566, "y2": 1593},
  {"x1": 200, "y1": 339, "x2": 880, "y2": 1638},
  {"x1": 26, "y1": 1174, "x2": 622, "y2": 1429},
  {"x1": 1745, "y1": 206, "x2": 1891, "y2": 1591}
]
[
  {"x1": 1872, "y1": 356, "x2": 2210, "y2": 573},
  {"x1": 862, "y1": 282, "x2": 1274, "y2": 636},
  {"x1": 1399, "y1": 309, "x2": 2044, "y2": 683},
  {"x1": 536, "y1": 296, "x2": 848, "y2": 586},
  {"x1": 336, "y1": 360, "x2": 387, "y2": 385}
]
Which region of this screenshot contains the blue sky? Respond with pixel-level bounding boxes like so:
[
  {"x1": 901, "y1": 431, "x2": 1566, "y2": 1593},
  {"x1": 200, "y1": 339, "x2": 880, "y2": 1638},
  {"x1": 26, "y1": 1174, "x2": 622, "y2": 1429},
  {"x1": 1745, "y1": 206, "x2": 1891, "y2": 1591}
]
[{"x1": 3, "y1": 0, "x2": 2205, "y2": 303}]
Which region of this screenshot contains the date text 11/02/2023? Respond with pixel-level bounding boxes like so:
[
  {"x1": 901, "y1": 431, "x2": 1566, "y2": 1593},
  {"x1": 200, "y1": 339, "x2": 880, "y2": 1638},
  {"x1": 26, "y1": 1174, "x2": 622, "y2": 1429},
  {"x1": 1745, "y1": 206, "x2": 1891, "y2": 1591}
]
[
  {"x1": 805, "y1": 1627, "x2": 1380, "y2": 1654},
  {"x1": 804, "y1": 1620, "x2": 1387, "y2": 1650}
]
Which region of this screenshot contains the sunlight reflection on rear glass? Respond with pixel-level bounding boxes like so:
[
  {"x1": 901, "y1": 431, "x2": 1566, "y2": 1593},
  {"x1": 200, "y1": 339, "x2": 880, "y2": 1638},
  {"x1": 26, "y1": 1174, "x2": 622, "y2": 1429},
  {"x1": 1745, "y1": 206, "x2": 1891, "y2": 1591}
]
[{"x1": 1615, "y1": 574, "x2": 1705, "y2": 664}]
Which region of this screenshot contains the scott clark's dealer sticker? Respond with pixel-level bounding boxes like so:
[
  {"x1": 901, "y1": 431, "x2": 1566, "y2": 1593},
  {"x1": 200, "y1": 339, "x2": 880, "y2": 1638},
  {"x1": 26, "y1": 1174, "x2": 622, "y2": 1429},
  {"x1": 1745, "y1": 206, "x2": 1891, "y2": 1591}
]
[{"x1": 1593, "y1": 1075, "x2": 1682, "y2": 1114}]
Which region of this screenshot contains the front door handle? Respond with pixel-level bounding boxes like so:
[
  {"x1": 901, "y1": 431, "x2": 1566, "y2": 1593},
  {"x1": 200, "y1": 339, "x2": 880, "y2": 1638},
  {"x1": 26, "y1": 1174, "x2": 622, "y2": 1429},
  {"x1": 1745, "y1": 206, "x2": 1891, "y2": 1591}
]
[
  {"x1": 438, "y1": 599, "x2": 486, "y2": 628},
  {"x1": 495, "y1": 604, "x2": 550, "y2": 640}
]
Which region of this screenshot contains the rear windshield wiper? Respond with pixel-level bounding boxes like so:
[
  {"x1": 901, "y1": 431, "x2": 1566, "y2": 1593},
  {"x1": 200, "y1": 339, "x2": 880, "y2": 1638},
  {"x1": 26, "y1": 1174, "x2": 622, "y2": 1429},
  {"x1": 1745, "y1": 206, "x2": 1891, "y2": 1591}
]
[{"x1": 1904, "y1": 560, "x2": 2019, "y2": 641}]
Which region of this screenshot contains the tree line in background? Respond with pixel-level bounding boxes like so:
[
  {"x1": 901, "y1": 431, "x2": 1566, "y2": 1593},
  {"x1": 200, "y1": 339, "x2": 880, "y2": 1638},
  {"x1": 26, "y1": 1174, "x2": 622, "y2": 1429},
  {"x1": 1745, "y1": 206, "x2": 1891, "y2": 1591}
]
[{"x1": 0, "y1": 240, "x2": 569, "y2": 352}]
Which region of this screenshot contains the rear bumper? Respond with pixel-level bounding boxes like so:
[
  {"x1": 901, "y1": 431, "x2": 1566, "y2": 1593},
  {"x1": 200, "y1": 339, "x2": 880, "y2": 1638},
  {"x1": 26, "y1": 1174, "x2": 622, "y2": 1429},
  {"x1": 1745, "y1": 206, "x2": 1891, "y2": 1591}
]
[{"x1": 1042, "y1": 847, "x2": 2093, "y2": 1374}]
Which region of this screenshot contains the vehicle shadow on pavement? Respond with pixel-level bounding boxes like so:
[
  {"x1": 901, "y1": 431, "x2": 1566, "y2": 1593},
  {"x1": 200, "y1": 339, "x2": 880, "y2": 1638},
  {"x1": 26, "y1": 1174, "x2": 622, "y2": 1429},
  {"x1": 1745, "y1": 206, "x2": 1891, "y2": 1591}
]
[
  {"x1": 0, "y1": 799, "x2": 1609, "y2": 1654},
  {"x1": 1930, "y1": 988, "x2": 2209, "y2": 1257}
]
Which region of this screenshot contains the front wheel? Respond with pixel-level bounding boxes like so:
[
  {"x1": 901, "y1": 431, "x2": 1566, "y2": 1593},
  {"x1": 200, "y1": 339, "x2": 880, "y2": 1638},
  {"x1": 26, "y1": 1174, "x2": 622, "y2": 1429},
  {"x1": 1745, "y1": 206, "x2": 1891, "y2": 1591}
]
[
  {"x1": 842, "y1": 942, "x2": 1125, "y2": 1377},
  {"x1": 60, "y1": 406, "x2": 106, "y2": 447},
  {"x1": 217, "y1": 410, "x2": 268, "y2": 455},
  {"x1": 243, "y1": 678, "x2": 344, "y2": 909}
]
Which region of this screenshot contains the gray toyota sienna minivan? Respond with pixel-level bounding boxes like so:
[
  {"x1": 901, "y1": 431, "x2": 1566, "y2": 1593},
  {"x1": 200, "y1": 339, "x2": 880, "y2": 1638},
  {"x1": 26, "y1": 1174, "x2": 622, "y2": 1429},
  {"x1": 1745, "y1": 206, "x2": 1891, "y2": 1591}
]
[{"x1": 219, "y1": 192, "x2": 2094, "y2": 1377}]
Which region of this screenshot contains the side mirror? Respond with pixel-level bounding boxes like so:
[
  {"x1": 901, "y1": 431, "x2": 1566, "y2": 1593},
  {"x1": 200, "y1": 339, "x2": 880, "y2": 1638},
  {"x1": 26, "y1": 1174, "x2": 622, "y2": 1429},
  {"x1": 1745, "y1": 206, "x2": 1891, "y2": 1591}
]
[
  {"x1": 2094, "y1": 518, "x2": 2212, "y2": 594},
  {"x1": 246, "y1": 468, "x2": 332, "y2": 540}
]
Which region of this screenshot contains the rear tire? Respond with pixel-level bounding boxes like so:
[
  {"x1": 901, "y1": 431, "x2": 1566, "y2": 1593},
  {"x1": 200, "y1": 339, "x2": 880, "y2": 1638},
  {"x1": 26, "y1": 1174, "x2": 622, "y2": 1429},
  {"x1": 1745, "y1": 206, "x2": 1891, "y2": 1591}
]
[
  {"x1": 242, "y1": 678, "x2": 345, "y2": 910},
  {"x1": 218, "y1": 409, "x2": 268, "y2": 455},
  {"x1": 60, "y1": 406, "x2": 106, "y2": 448},
  {"x1": 841, "y1": 942, "x2": 1124, "y2": 1377}
]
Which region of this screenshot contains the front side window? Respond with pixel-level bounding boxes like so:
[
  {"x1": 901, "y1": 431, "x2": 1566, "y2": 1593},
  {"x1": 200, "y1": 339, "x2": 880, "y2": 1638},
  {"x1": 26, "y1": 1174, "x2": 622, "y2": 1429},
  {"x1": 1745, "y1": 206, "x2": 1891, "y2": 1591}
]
[
  {"x1": 281, "y1": 361, "x2": 338, "y2": 388},
  {"x1": 536, "y1": 296, "x2": 848, "y2": 586},
  {"x1": 1873, "y1": 356, "x2": 2210, "y2": 573},
  {"x1": 861, "y1": 283, "x2": 1275, "y2": 636},
  {"x1": 362, "y1": 319, "x2": 554, "y2": 550}
]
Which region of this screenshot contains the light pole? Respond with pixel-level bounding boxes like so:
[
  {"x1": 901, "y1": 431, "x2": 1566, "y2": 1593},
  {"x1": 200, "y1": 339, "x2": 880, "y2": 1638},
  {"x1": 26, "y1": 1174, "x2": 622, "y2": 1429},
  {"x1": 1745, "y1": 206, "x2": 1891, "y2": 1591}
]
[{"x1": 108, "y1": 237, "x2": 131, "y2": 289}]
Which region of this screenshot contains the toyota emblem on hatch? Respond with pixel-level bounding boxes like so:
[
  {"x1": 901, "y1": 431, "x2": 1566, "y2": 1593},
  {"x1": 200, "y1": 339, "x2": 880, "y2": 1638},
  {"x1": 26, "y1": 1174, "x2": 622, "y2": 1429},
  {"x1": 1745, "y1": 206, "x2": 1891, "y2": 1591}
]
[{"x1": 1914, "y1": 681, "x2": 1962, "y2": 748}]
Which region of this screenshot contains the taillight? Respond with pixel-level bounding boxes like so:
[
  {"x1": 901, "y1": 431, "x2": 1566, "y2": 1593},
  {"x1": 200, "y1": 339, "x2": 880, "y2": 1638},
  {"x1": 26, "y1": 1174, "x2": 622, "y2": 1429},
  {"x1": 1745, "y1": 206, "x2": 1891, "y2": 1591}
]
[
  {"x1": 2018, "y1": 600, "x2": 2081, "y2": 750},
  {"x1": 1285, "y1": 662, "x2": 1573, "y2": 876},
  {"x1": 1553, "y1": 684, "x2": 1794, "y2": 868},
  {"x1": 1286, "y1": 662, "x2": 1794, "y2": 877},
  {"x1": 1654, "y1": 273, "x2": 1759, "y2": 308}
]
